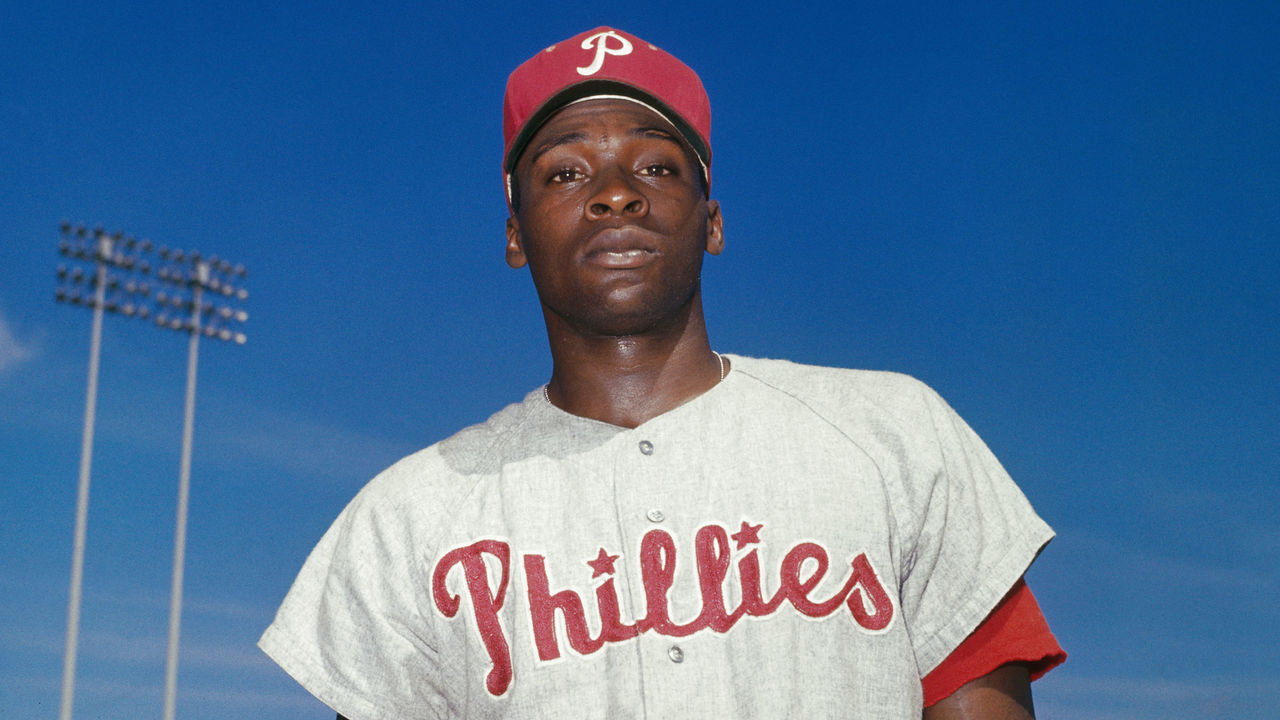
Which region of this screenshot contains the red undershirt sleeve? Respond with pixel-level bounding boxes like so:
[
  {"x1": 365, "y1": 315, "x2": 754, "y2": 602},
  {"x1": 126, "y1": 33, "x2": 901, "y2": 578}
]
[{"x1": 921, "y1": 579, "x2": 1066, "y2": 707}]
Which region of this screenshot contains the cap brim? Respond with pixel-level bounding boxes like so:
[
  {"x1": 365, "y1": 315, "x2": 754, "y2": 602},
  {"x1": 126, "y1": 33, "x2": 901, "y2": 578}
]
[{"x1": 503, "y1": 79, "x2": 710, "y2": 177}]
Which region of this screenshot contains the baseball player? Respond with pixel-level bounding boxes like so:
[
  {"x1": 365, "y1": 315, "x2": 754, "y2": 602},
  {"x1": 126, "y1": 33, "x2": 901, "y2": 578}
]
[{"x1": 260, "y1": 27, "x2": 1064, "y2": 720}]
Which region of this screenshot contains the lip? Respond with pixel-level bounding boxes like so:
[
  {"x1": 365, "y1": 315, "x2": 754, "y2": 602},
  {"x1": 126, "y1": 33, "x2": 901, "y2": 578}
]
[{"x1": 583, "y1": 227, "x2": 658, "y2": 269}]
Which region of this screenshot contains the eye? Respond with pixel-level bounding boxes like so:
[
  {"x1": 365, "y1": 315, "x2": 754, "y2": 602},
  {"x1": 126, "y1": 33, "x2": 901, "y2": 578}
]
[
  {"x1": 549, "y1": 168, "x2": 584, "y2": 183},
  {"x1": 639, "y1": 163, "x2": 673, "y2": 177}
]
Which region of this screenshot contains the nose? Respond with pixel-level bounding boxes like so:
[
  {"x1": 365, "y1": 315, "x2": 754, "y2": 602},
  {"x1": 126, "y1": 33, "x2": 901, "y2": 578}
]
[{"x1": 585, "y1": 168, "x2": 648, "y2": 219}]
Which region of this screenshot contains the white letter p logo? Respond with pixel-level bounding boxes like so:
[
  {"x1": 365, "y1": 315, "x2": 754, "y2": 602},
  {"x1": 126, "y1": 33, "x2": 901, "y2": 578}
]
[{"x1": 576, "y1": 30, "x2": 633, "y2": 76}]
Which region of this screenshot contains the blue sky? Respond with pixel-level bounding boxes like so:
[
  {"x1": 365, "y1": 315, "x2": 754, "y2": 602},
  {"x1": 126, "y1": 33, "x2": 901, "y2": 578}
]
[{"x1": 1, "y1": 1, "x2": 1277, "y2": 718}]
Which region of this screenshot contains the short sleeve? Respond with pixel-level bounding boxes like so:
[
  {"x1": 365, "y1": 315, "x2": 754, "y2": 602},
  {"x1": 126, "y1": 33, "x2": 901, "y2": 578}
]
[
  {"x1": 258, "y1": 476, "x2": 447, "y2": 720},
  {"x1": 897, "y1": 384, "x2": 1055, "y2": 675},
  {"x1": 921, "y1": 579, "x2": 1067, "y2": 705}
]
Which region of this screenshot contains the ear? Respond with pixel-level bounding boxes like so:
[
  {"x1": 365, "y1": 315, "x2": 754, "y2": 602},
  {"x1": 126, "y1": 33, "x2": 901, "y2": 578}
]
[
  {"x1": 704, "y1": 199, "x2": 724, "y2": 256},
  {"x1": 505, "y1": 216, "x2": 528, "y2": 268}
]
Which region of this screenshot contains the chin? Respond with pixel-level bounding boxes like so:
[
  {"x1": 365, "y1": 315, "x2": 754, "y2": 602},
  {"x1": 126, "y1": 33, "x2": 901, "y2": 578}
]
[
  {"x1": 540, "y1": 278, "x2": 702, "y2": 338},
  {"x1": 569, "y1": 310, "x2": 663, "y2": 338},
  {"x1": 577, "y1": 298, "x2": 699, "y2": 338}
]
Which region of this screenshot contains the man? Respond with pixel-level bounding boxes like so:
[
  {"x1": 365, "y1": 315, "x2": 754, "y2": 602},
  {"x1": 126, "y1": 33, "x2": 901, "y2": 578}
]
[{"x1": 260, "y1": 27, "x2": 1064, "y2": 719}]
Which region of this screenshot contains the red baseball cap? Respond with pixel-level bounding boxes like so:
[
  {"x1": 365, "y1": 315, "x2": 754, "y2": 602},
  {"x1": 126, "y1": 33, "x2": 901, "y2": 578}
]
[{"x1": 503, "y1": 27, "x2": 712, "y2": 204}]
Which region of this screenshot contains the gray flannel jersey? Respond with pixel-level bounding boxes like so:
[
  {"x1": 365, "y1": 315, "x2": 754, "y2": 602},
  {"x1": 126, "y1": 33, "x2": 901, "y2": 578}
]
[{"x1": 260, "y1": 355, "x2": 1054, "y2": 719}]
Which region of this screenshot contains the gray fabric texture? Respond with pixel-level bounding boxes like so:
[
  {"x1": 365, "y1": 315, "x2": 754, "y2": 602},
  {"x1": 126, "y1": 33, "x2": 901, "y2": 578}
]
[{"x1": 259, "y1": 355, "x2": 1053, "y2": 720}]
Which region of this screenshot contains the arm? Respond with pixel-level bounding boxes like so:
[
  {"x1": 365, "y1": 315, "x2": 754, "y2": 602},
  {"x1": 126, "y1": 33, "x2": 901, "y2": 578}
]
[{"x1": 922, "y1": 663, "x2": 1035, "y2": 720}]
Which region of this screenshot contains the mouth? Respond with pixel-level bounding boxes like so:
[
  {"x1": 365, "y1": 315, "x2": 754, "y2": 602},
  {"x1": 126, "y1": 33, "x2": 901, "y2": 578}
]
[
  {"x1": 590, "y1": 247, "x2": 656, "y2": 268},
  {"x1": 584, "y1": 228, "x2": 658, "y2": 269}
]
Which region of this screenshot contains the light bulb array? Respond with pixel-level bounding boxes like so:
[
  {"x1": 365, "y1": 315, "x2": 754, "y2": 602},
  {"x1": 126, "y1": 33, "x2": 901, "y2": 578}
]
[{"x1": 55, "y1": 222, "x2": 249, "y2": 345}]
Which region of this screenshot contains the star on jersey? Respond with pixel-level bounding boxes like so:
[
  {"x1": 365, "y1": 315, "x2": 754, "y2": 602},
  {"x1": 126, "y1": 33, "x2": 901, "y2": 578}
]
[
  {"x1": 587, "y1": 548, "x2": 619, "y2": 578},
  {"x1": 731, "y1": 521, "x2": 763, "y2": 549}
]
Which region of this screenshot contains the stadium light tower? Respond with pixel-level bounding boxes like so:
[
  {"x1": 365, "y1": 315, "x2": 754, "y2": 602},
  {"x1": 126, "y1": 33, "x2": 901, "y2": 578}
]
[
  {"x1": 150, "y1": 243, "x2": 248, "y2": 720},
  {"x1": 55, "y1": 222, "x2": 159, "y2": 720},
  {"x1": 54, "y1": 222, "x2": 248, "y2": 720}
]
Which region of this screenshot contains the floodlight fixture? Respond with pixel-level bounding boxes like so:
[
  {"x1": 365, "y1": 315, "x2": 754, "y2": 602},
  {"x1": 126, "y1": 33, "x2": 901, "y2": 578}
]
[
  {"x1": 143, "y1": 242, "x2": 251, "y2": 720},
  {"x1": 53, "y1": 222, "x2": 249, "y2": 720}
]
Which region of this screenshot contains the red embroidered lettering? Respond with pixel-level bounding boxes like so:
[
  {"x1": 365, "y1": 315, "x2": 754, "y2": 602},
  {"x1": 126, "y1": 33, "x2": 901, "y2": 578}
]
[
  {"x1": 431, "y1": 523, "x2": 897, "y2": 699},
  {"x1": 693, "y1": 524, "x2": 744, "y2": 631},
  {"x1": 737, "y1": 548, "x2": 786, "y2": 616},
  {"x1": 846, "y1": 552, "x2": 895, "y2": 631},
  {"x1": 594, "y1": 576, "x2": 639, "y2": 643},
  {"x1": 431, "y1": 540, "x2": 513, "y2": 696},
  {"x1": 780, "y1": 542, "x2": 848, "y2": 616},
  {"x1": 637, "y1": 529, "x2": 699, "y2": 636},
  {"x1": 524, "y1": 554, "x2": 606, "y2": 660}
]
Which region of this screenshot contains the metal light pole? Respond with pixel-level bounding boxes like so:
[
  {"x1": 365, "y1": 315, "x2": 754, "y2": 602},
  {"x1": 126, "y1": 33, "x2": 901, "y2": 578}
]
[
  {"x1": 55, "y1": 223, "x2": 159, "y2": 720},
  {"x1": 149, "y1": 249, "x2": 248, "y2": 720},
  {"x1": 54, "y1": 223, "x2": 248, "y2": 720}
]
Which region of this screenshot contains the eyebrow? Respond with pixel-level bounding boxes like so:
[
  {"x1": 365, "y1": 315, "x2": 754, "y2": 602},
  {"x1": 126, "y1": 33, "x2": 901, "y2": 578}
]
[
  {"x1": 525, "y1": 125, "x2": 684, "y2": 167},
  {"x1": 634, "y1": 126, "x2": 680, "y2": 144},
  {"x1": 525, "y1": 131, "x2": 588, "y2": 167}
]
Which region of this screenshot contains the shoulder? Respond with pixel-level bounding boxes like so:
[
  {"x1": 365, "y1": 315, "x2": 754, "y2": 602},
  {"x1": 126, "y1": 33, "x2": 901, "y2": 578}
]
[
  {"x1": 729, "y1": 354, "x2": 936, "y2": 397},
  {"x1": 335, "y1": 389, "x2": 550, "y2": 537},
  {"x1": 725, "y1": 354, "x2": 950, "y2": 431},
  {"x1": 722, "y1": 355, "x2": 975, "y2": 506}
]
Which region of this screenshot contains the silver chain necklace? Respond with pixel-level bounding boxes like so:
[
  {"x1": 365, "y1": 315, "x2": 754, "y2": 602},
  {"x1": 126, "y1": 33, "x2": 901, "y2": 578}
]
[{"x1": 543, "y1": 352, "x2": 728, "y2": 404}]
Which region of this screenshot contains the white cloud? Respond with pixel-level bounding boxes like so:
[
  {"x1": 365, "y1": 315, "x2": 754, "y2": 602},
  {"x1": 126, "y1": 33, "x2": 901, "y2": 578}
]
[
  {"x1": 204, "y1": 399, "x2": 417, "y2": 482},
  {"x1": 9, "y1": 590, "x2": 278, "y2": 672},
  {"x1": 184, "y1": 595, "x2": 275, "y2": 622},
  {"x1": 5, "y1": 672, "x2": 324, "y2": 712},
  {"x1": 88, "y1": 587, "x2": 275, "y2": 623},
  {"x1": 0, "y1": 307, "x2": 37, "y2": 372},
  {"x1": 180, "y1": 684, "x2": 327, "y2": 711},
  {"x1": 1055, "y1": 527, "x2": 1279, "y2": 600},
  {"x1": 1037, "y1": 673, "x2": 1277, "y2": 720}
]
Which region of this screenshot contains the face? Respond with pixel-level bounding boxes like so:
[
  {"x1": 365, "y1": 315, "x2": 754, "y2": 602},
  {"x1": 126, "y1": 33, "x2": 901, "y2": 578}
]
[{"x1": 506, "y1": 98, "x2": 723, "y2": 338}]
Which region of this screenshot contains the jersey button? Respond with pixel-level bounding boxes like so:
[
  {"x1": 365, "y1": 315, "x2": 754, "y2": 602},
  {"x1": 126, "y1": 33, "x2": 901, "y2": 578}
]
[
  {"x1": 646, "y1": 509, "x2": 665, "y2": 523},
  {"x1": 667, "y1": 645, "x2": 685, "y2": 663},
  {"x1": 638, "y1": 440, "x2": 654, "y2": 455}
]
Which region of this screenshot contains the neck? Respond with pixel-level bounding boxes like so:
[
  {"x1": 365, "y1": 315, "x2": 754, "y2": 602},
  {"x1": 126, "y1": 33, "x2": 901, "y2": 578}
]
[{"x1": 541, "y1": 300, "x2": 725, "y2": 428}]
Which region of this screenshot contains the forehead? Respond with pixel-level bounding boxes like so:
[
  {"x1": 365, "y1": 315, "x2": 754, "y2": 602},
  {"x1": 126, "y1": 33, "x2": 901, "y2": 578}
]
[{"x1": 521, "y1": 97, "x2": 687, "y2": 160}]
